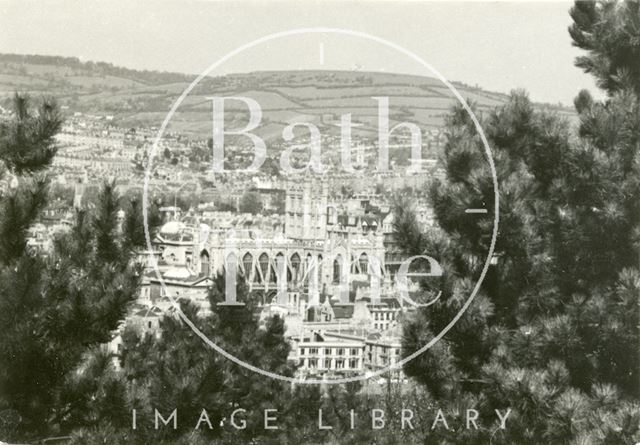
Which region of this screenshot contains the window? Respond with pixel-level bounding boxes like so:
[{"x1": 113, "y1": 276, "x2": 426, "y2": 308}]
[
  {"x1": 324, "y1": 348, "x2": 332, "y2": 356},
  {"x1": 258, "y1": 253, "x2": 269, "y2": 283},
  {"x1": 291, "y1": 253, "x2": 301, "y2": 281},
  {"x1": 349, "y1": 348, "x2": 358, "y2": 356},
  {"x1": 337, "y1": 348, "x2": 345, "y2": 356},
  {"x1": 335, "y1": 359, "x2": 345, "y2": 369},
  {"x1": 333, "y1": 255, "x2": 342, "y2": 283},
  {"x1": 274, "y1": 253, "x2": 285, "y2": 284},
  {"x1": 242, "y1": 252, "x2": 253, "y2": 278},
  {"x1": 199, "y1": 250, "x2": 210, "y2": 276},
  {"x1": 359, "y1": 253, "x2": 368, "y2": 273},
  {"x1": 309, "y1": 348, "x2": 318, "y2": 355},
  {"x1": 308, "y1": 358, "x2": 318, "y2": 368},
  {"x1": 300, "y1": 348, "x2": 306, "y2": 356},
  {"x1": 305, "y1": 254, "x2": 315, "y2": 280},
  {"x1": 348, "y1": 359, "x2": 358, "y2": 369}
]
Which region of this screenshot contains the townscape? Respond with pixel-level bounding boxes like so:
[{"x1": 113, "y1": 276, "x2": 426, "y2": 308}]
[{"x1": 14, "y1": 105, "x2": 447, "y2": 383}]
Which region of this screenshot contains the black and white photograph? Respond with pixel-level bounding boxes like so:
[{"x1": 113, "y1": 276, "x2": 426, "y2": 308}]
[{"x1": 0, "y1": 1, "x2": 638, "y2": 444}]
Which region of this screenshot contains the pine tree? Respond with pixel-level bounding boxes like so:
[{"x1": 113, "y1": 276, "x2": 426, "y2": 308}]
[
  {"x1": 114, "y1": 271, "x2": 297, "y2": 443},
  {"x1": 0, "y1": 95, "x2": 160, "y2": 441},
  {"x1": 398, "y1": 1, "x2": 640, "y2": 443}
]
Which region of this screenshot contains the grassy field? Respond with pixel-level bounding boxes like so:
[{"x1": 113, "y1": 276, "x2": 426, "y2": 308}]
[{"x1": 0, "y1": 54, "x2": 576, "y2": 139}]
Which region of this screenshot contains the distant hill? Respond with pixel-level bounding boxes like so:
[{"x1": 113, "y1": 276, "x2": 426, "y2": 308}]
[{"x1": 0, "y1": 53, "x2": 576, "y2": 139}]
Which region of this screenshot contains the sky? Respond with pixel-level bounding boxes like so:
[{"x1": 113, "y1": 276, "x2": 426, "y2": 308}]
[{"x1": 0, "y1": 0, "x2": 601, "y2": 106}]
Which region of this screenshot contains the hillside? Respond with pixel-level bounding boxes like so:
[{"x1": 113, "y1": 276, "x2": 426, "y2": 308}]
[{"x1": 0, "y1": 53, "x2": 577, "y2": 139}]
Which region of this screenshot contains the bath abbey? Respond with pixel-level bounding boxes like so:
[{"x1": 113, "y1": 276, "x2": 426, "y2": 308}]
[{"x1": 130, "y1": 178, "x2": 435, "y2": 380}]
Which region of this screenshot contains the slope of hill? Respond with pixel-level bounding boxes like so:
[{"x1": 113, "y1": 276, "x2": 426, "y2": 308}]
[{"x1": 0, "y1": 53, "x2": 576, "y2": 139}]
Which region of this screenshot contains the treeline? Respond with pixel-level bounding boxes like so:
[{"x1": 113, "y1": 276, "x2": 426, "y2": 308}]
[{"x1": 0, "y1": 53, "x2": 192, "y2": 86}]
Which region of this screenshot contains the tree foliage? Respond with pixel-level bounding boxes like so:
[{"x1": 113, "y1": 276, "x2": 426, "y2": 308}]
[
  {"x1": 0, "y1": 95, "x2": 160, "y2": 441},
  {"x1": 398, "y1": 1, "x2": 640, "y2": 443},
  {"x1": 110, "y1": 272, "x2": 297, "y2": 443},
  {"x1": 569, "y1": 1, "x2": 640, "y2": 95},
  {"x1": 238, "y1": 190, "x2": 263, "y2": 215}
]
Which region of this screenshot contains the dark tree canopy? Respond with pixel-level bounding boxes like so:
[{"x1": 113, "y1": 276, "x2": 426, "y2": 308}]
[
  {"x1": 0, "y1": 95, "x2": 161, "y2": 441},
  {"x1": 398, "y1": 1, "x2": 640, "y2": 443},
  {"x1": 0, "y1": 94, "x2": 62, "y2": 175},
  {"x1": 238, "y1": 190, "x2": 263, "y2": 215},
  {"x1": 569, "y1": 1, "x2": 640, "y2": 95}
]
